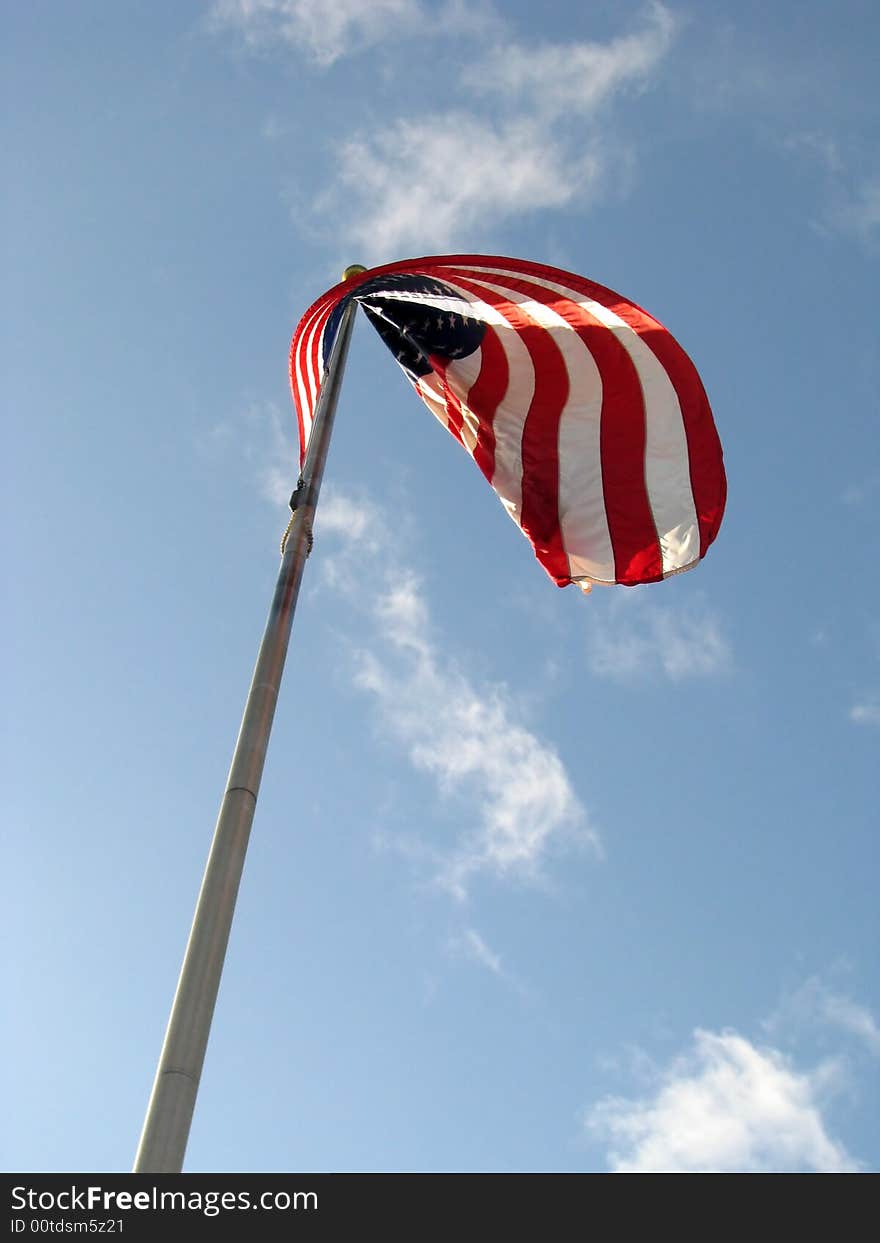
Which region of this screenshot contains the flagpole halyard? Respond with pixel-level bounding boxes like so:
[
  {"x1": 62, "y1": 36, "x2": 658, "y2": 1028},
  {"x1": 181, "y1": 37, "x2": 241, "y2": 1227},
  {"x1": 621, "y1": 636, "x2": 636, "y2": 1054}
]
[{"x1": 133, "y1": 268, "x2": 364, "y2": 1174}]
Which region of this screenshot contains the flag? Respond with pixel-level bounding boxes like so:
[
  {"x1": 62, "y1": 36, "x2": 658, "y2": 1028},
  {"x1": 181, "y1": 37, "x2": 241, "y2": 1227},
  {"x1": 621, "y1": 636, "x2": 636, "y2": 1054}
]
[{"x1": 289, "y1": 254, "x2": 726, "y2": 590}]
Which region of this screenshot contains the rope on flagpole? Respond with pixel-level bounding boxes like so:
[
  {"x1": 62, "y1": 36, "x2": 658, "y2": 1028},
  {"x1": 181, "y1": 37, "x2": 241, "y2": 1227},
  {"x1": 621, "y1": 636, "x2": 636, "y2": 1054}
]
[
  {"x1": 279, "y1": 511, "x2": 299, "y2": 556},
  {"x1": 280, "y1": 478, "x2": 314, "y2": 557},
  {"x1": 280, "y1": 511, "x2": 313, "y2": 558},
  {"x1": 280, "y1": 511, "x2": 296, "y2": 556}
]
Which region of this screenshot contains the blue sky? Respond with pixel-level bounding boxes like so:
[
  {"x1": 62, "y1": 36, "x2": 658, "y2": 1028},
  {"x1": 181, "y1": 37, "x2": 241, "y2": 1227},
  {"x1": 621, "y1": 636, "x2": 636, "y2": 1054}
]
[{"x1": 3, "y1": 0, "x2": 878, "y2": 1173}]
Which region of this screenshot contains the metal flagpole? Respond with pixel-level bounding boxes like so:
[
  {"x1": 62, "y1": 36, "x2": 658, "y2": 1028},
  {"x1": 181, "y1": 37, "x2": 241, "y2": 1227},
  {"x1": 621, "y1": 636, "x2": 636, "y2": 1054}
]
[{"x1": 133, "y1": 265, "x2": 366, "y2": 1174}]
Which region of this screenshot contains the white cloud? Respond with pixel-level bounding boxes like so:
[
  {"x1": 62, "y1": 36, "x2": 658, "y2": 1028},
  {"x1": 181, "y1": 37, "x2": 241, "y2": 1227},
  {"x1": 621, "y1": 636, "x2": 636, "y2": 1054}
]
[
  {"x1": 210, "y1": 0, "x2": 422, "y2": 66},
  {"x1": 782, "y1": 130, "x2": 879, "y2": 250},
  {"x1": 586, "y1": 590, "x2": 732, "y2": 680},
  {"x1": 842, "y1": 472, "x2": 880, "y2": 507},
  {"x1": 260, "y1": 113, "x2": 287, "y2": 142},
  {"x1": 850, "y1": 697, "x2": 880, "y2": 726},
  {"x1": 463, "y1": 1, "x2": 675, "y2": 118},
  {"x1": 783, "y1": 130, "x2": 843, "y2": 175},
  {"x1": 447, "y1": 927, "x2": 536, "y2": 998},
  {"x1": 328, "y1": 115, "x2": 596, "y2": 260},
  {"x1": 685, "y1": 19, "x2": 878, "y2": 256},
  {"x1": 204, "y1": 401, "x2": 299, "y2": 510},
  {"x1": 454, "y1": 928, "x2": 503, "y2": 975},
  {"x1": 254, "y1": 402, "x2": 299, "y2": 509},
  {"x1": 310, "y1": 487, "x2": 392, "y2": 591},
  {"x1": 820, "y1": 994, "x2": 880, "y2": 1056},
  {"x1": 831, "y1": 178, "x2": 880, "y2": 249},
  {"x1": 217, "y1": 2, "x2": 675, "y2": 255},
  {"x1": 767, "y1": 977, "x2": 880, "y2": 1057},
  {"x1": 790, "y1": 140, "x2": 880, "y2": 252},
  {"x1": 315, "y1": 492, "x2": 598, "y2": 898},
  {"x1": 211, "y1": 0, "x2": 502, "y2": 66},
  {"x1": 355, "y1": 569, "x2": 597, "y2": 898},
  {"x1": 319, "y1": 4, "x2": 676, "y2": 258},
  {"x1": 315, "y1": 489, "x2": 385, "y2": 549},
  {"x1": 587, "y1": 1028, "x2": 859, "y2": 1173}
]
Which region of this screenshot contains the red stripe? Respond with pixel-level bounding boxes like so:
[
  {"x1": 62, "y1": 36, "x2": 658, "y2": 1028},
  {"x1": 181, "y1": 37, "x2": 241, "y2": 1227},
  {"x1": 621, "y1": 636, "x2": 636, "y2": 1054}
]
[
  {"x1": 290, "y1": 311, "x2": 314, "y2": 456},
  {"x1": 290, "y1": 301, "x2": 325, "y2": 462},
  {"x1": 446, "y1": 268, "x2": 662, "y2": 586},
  {"x1": 431, "y1": 332, "x2": 508, "y2": 480},
  {"x1": 464, "y1": 329, "x2": 506, "y2": 485},
  {"x1": 288, "y1": 254, "x2": 724, "y2": 572},
  {"x1": 617, "y1": 312, "x2": 725, "y2": 559},
  {"x1": 290, "y1": 291, "x2": 345, "y2": 464},
  {"x1": 446, "y1": 274, "x2": 570, "y2": 586},
  {"x1": 308, "y1": 305, "x2": 329, "y2": 417},
  {"x1": 597, "y1": 349, "x2": 659, "y2": 586},
  {"x1": 461, "y1": 260, "x2": 725, "y2": 563},
  {"x1": 431, "y1": 358, "x2": 465, "y2": 445}
]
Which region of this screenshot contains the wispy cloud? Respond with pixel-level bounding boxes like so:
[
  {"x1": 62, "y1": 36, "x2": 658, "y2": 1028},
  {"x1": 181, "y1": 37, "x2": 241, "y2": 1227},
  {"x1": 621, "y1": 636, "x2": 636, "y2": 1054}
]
[
  {"x1": 849, "y1": 697, "x2": 880, "y2": 727},
  {"x1": 260, "y1": 113, "x2": 288, "y2": 142},
  {"x1": 829, "y1": 177, "x2": 880, "y2": 251},
  {"x1": 820, "y1": 994, "x2": 880, "y2": 1055},
  {"x1": 312, "y1": 489, "x2": 598, "y2": 898},
  {"x1": 586, "y1": 589, "x2": 732, "y2": 680},
  {"x1": 214, "y1": 1, "x2": 678, "y2": 256},
  {"x1": 329, "y1": 115, "x2": 596, "y2": 259},
  {"x1": 320, "y1": 3, "x2": 676, "y2": 257},
  {"x1": 210, "y1": 0, "x2": 422, "y2": 66},
  {"x1": 448, "y1": 926, "x2": 534, "y2": 997},
  {"x1": 255, "y1": 402, "x2": 299, "y2": 509},
  {"x1": 677, "y1": 10, "x2": 879, "y2": 257},
  {"x1": 452, "y1": 928, "x2": 503, "y2": 975},
  {"x1": 315, "y1": 488, "x2": 386, "y2": 554},
  {"x1": 356, "y1": 570, "x2": 597, "y2": 898},
  {"x1": 587, "y1": 1028, "x2": 859, "y2": 1172},
  {"x1": 766, "y1": 976, "x2": 880, "y2": 1058},
  {"x1": 783, "y1": 131, "x2": 843, "y2": 175},
  {"x1": 785, "y1": 135, "x2": 880, "y2": 252},
  {"x1": 842, "y1": 471, "x2": 880, "y2": 507},
  {"x1": 211, "y1": 0, "x2": 501, "y2": 66},
  {"x1": 463, "y1": 1, "x2": 675, "y2": 118},
  {"x1": 202, "y1": 400, "x2": 298, "y2": 510}
]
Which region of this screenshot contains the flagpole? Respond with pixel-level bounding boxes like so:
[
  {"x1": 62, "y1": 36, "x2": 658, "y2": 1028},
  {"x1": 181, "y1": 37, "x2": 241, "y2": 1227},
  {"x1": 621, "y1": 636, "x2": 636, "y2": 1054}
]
[{"x1": 133, "y1": 266, "x2": 366, "y2": 1174}]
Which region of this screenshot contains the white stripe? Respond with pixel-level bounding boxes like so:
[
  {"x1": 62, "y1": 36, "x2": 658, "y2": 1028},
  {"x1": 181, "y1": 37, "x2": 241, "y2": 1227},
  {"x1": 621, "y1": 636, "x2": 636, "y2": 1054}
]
[
  {"x1": 361, "y1": 277, "x2": 532, "y2": 528},
  {"x1": 434, "y1": 277, "x2": 533, "y2": 532},
  {"x1": 415, "y1": 374, "x2": 450, "y2": 431},
  {"x1": 358, "y1": 291, "x2": 475, "y2": 313},
  {"x1": 298, "y1": 300, "x2": 340, "y2": 454},
  {"x1": 294, "y1": 304, "x2": 322, "y2": 416},
  {"x1": 293, "y1": 324, "x2": 312, "y2": 428},
  {"x1": 569, "y1": 290, "x2": 699, "y2": 576},
  {"x1": 355, "y1": 285, "x2": 483, "y2": 450},
  {"x1": 302, "y1": 305, "x2": 329, "y2": 415},
  {"x1": 294, "y1": 302, "x2": 327, "y2": 437},
  {"x1": 449, "y1": 265, "x2": 700, "y2": 576},
  {"x1": 440, "y1": 347, "x2": 483, "y2": 455},
  {"x1": 462, "y1": 276, "x2": 616, "y2": 585}
]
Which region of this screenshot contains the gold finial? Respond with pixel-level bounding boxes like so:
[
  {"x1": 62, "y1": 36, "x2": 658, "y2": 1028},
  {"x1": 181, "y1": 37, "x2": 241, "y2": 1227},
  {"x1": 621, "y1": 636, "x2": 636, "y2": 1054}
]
[{"x1": 342, "y1": 264, "x2": 367, "y2": 281}]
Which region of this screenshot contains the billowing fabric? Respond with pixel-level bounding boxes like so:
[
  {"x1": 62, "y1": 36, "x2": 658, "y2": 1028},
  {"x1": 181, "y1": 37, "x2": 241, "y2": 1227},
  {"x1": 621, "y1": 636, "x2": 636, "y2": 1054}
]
[{"x1": 289, "y1": 254, "x2": 726, "y2": 589}]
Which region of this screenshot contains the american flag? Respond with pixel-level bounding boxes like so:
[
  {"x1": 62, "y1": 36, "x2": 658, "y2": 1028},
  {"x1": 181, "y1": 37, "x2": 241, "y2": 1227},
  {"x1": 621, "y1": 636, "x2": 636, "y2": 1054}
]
[{"x1": 290, "y1": 254, "x2": 725, "y2": 590}]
